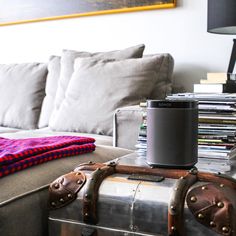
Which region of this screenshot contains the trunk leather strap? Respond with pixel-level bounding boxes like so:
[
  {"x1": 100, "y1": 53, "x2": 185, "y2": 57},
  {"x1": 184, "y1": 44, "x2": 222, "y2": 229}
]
[
  {"x1": 82, "y1": 163, "x2": 116, "y2": 224},
  {"x1": 168, "y1": 169, "x2": 198, "y2": 236}
]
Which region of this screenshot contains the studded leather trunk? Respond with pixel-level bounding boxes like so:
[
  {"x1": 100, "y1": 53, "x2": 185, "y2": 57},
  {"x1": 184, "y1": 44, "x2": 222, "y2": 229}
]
[{"x1": 48, "y1": 154, "x2": 236, "y2": 236}]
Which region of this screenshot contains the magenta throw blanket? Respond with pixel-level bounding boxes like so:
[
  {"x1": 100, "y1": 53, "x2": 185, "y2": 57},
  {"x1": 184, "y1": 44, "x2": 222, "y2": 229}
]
[{"x1": 0, "y1": 136, "x2": 95, "y2": 178}]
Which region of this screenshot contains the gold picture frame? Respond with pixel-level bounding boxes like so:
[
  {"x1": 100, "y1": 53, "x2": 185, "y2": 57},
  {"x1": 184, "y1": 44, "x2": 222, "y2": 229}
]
[{"x1": 0, "y1": 0, "x2": 176, "y2": 26}]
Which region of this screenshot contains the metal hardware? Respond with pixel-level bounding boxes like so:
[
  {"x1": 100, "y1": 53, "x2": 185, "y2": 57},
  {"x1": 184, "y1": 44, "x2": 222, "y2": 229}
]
[
  {"x1": 54, "y1": 183, "x2": 59, "y2": 189},
  {"x1": 128, "y1": 174, "x2": 165, "y2": 182},
  {"x1": 217, "y1": 202, "x2": 224, "y2": 208},
  {"x1": 190, "y1": 196, "x2": 197, "y2": 203},
  {"x1": 198, "y1": 213, "x2": 204, "y2": 219},
  {"x1": 222, "y1": 226, "x2": 230, "y2": 234},
  {"x1": 210, "y1": 221, "x2": 216, "y2": 227}
]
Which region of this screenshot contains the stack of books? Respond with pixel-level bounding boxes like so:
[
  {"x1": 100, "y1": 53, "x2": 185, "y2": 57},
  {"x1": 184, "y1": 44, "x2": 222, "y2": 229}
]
[
  {"x1": 193, "y1": 73, "x2": 236, "y2": 93},
  {"x1": 167, "y1": 93, "x2": 236, "y2": 162},
  {"x1": 135, "y1": 103, "x2": 147, "y2": 157},
  {"x1": 194, "y1": 73, "x2": 227, "y2": 93},
  {"x1": 200, "y1": 73, "x2": 227, "y2": 84}
]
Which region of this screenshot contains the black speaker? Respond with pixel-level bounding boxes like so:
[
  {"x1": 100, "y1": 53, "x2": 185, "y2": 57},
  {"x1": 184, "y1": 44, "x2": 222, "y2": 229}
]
[{"x1": 146, "y1": 100, "x2": 198, "y2": 168}]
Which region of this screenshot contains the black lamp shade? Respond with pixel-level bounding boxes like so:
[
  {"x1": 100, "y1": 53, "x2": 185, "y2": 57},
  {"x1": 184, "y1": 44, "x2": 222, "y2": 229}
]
[{"x1": 208, "y1": 0, "x2": 236, "y2": 34}]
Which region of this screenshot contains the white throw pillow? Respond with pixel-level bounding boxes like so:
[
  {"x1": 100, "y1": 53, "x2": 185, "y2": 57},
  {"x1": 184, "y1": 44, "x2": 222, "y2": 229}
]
[
  {"x1": 0, "y1": 63, "x2": 47, "y2": 129},
  {"x1": 38, "y1": 56, "x2": 61, "y2": 128}
]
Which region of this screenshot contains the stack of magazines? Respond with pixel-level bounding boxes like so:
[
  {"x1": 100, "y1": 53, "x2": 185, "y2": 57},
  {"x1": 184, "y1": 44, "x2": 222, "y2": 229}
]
[
  {"x1": 167, "y1": 93, "x2": 236, "y2": 162},
  {"x1": 135, "y1": 103, "x2": 147, "y2": 157}
]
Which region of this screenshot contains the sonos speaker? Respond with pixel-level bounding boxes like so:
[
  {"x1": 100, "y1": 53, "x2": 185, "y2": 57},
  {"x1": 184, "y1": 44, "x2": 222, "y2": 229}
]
[{"x1": 146, "y1": 100, "x2": 198, "y2": 168}]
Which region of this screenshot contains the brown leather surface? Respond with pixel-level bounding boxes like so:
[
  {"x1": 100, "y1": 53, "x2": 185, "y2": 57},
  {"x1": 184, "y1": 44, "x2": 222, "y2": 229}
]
[
  {"x1": 187, "y1": 183, "x2": 236, "y2": 236},
  {"x1": 168, "y1": 171, "x2": 198, "y2": 236},
  {"x1": 77, "y1": 163, "x2": 236, "y2": 190},
  {"x1": 48, "y1": 171, "x2": 86, "y2": 209},
  {"x1": 82, "y1": 163, "x2": 116, "y2": 224}
]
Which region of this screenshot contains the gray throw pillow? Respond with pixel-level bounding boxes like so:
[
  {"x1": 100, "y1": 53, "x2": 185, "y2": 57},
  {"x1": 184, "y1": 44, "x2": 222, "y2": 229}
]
[
  {"x1": 50, "y1": 55, "x2": 163, "y2": 136},
  {"x1": 145, "y1": 53, "x2": 174, "y2": 99},
  {"x1": 38, "y1": 56, "x2": 61, "y2": 128},
  {"x1": 0, "y1": 63, "x2": 47, "y2": 129},
  {"x1": 50, "y1": 44, "x2": 145, "y2": 120}
]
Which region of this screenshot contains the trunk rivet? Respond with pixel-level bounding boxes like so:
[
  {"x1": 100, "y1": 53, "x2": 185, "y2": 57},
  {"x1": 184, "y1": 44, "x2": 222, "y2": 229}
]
[
  {"x1": 54, "y1": 183, "x2": 59, "y2": 189},
  {"x1": 190, "y1": 196, "x2": 197, "y2": 202},
  {"x1": 189, "y1": 168, "x2": 198, "y2": 175},
  {"x1": 171, "y1": 226, "x2": 176, "y2": 231},
  {"x1": 217, "y1": 202, "x2": 224, "y2": 208},
  {"x1": 170, "y1": 205, "x2": 176, "y2": 211},
  {"x1": 51, "y1": 202, "x2": 56, "y2": 206},
  {"x1": 201, "y1": 186, "x2": 207, "y2": 190},
  {"x1": 77, "y1": 180, "x2": 83, "y2": 184},
  {"x1": 198, "y1": 213, "x2": 204, "y2": 219},
  {"x1": 210, "y1": 221, "x2": 216, "y2": 227},
  {"x1": 222, "y1": 227, "x2": 229, "y2": 233},
  {"x1": 67, "y1": 193, "x2": 72, "y2": 198},
  {"x1": 108, "y1": 161, "x2": 116, "y2": 167},
  {"x1": 220, "y1": 184, "x2": 224, "y2": 188},
  {"x1": 59, "y1": 198, "x2": 64, "y2": 203}
]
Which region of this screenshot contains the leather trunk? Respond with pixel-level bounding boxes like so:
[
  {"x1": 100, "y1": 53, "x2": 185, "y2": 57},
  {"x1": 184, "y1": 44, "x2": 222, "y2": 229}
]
[{"x1": 48, "y1": 154, "x2": 236, "y2": 236}]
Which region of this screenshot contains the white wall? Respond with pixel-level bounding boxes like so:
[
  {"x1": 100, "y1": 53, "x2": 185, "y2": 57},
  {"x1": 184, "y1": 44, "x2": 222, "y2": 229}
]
[{"x1": 0, "y1": 0, "x2": 234, "y2": 91}]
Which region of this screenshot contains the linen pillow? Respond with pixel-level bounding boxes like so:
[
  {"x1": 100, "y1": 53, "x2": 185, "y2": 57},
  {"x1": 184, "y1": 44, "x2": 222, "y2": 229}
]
[
  {"x1": 50, "y1": 44, "x2": 145, "y2": 119},
  {"x1": 50, "y1": 55, "x2": 163, "y2": 136},
  {"x1": 38, "y1": 56, "x2": 61, "y2": 128},
  {"x1": 145, "y1": 53, "x2": 174, "y2": 98},
  {"x1": 0, "y1": 63, "x2": 47, "y2": 129}
]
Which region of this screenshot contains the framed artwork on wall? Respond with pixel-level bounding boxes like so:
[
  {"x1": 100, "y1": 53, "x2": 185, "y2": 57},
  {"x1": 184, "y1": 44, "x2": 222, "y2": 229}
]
[{"x1": 0, "y1": 0, "x2": 176, "y2": 26}]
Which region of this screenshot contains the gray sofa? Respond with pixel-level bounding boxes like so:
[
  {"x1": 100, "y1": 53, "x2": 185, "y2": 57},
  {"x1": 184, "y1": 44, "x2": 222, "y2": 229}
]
[{"x1": 0, "y1": 44, "x2": 174, "y2": 236}]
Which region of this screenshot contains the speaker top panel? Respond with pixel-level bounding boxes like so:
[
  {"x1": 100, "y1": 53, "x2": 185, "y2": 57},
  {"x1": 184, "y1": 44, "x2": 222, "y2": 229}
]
[{"x1": 147, "y1": 100, "x2": 198, "y2": 109}]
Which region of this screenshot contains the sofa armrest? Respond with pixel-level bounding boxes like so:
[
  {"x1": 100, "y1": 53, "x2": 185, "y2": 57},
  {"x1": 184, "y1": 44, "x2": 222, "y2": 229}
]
[{"x1": 113, "y1": 105, "x2": 144, "y2": 150}]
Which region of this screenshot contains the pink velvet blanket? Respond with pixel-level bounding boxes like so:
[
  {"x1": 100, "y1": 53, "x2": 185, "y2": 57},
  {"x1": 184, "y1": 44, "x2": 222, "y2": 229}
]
[{"x1": 0, "y1": 136, "x2": 95, "y2": 178}]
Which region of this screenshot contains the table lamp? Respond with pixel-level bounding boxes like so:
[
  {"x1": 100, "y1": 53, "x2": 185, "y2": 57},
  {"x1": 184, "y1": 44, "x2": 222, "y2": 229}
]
[{"x1": 207, "y1": 0, "x2": 236, "y2": 86}]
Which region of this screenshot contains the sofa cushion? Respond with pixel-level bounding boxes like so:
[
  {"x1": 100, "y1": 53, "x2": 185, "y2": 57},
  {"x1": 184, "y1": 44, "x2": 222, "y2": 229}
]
[
  {"x1": 50, "y1": 44, "x2": 145, "y2": 120},
  {"x1": 38, "y1": 56, "x2": 61, "y2": 128},
  {"x1": 0, "y1": 63, "x2": 47, "y2": 129},
  {"x1": 50, "y1": 55, "x2": 163, "y2": 136},
  {"x1": 1, "y1": 127, "x2": 113, "y2": 146},
  {"x1": 0, "y1": 127, "x2": 21, "y2": 134}
]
